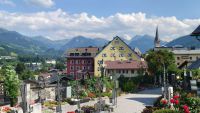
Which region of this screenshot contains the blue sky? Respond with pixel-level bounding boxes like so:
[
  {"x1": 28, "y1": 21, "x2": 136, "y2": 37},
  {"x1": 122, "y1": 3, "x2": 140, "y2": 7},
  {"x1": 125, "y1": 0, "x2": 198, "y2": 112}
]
[{"x1": 0, "y1": 0, "x2": 200, "y2": 41}]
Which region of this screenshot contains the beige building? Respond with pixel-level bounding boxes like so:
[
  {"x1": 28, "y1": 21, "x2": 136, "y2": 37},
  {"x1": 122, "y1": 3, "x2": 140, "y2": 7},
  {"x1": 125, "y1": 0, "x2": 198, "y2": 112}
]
[
  {"x1": 172, "y1": 49, "x2": 200, "y2": 68},
  {"x1": 104, "y1": 60, "x2": 147, "y2": 77}
]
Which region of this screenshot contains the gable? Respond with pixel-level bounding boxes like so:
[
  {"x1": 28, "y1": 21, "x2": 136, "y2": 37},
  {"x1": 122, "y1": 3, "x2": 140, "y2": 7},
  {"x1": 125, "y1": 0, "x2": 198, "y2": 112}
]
[{"x1": 95, "y1": 36, "x2": 140, "y2": 60}]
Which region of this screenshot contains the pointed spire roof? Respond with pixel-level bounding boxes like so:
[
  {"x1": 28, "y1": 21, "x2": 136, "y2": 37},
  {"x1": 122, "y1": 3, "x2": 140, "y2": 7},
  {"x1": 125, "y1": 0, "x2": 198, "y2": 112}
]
[
  {"x1": 154, "y1": 26, "x2": 160, "y2": 47},
  {"x1": 155, "y1": 26, "x2": 160, "y2": 42}
]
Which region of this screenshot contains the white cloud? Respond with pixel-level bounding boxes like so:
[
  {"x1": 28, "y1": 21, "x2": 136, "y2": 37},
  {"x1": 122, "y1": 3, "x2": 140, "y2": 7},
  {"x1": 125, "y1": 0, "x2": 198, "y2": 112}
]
[
  {"x1": 0, "y1": 9, "x2": 200, "y2": 41},
  {"x1": 26, "y1": 0, "x2": 54, "y2": 8},
  {"x1": 0, "y1": 0, "x2": 15, "y2": 6}
]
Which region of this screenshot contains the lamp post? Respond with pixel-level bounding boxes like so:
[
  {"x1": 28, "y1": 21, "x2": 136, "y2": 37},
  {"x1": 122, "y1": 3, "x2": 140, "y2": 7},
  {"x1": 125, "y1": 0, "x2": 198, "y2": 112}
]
[
  {"x1": 97, "y1": 61, "x2": 104, "y2": 112},
  {"x1": 163, "y1": 63, "x2": 167, "y2": 99},
  {"x1": 56, "y1": 74, "x2": 62, "y2": 113}
]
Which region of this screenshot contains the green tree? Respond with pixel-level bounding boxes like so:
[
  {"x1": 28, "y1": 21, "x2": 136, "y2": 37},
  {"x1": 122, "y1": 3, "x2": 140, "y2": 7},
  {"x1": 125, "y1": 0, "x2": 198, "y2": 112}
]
[
  {"x1": 145, "y1": 50, "x2": 178, "y2": 84},
  {"x1": 2, "y1": 65, "x2": 20, "y2": 106},
  {"x1": 15, "y1": 62, "x2": 26, "y2": 75},
  {"x1": 55, "y1": 62, "x2": 65, "y2": 71}
]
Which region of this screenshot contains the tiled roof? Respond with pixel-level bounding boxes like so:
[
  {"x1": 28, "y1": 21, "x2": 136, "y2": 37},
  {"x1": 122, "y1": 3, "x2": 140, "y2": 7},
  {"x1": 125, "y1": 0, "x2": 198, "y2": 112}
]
[
  {"x1": 104, "y1": 60, "x2": 147, "y2": 69},
  {"x1": 188, "y1": 59, "x2": 200, "y2": 69},
  {"x1": 67, "y1": 47, "x2": 99, "y2": 53},
  {"x1": 191, "y1": 25, "x2": 200, "y2": 36}
]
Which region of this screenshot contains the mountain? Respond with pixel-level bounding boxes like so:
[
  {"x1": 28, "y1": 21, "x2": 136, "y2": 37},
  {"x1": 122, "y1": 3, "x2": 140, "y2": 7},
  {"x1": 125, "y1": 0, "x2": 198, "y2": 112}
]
[
  {"x1": 60, "y1": 36, "x2": 108, "y2": 51},
  {"x1": 166, "y1": 35, "x2": 200, "y2": 48},
  {"x1": 31, "y1": 36, "x2": 69, "y2": 49},
  {"x1": 0, "y1": 28, "x2": 49, "y2": 56},
  {"x1": 129, "y1": 35, "x2": 167, "y2": 53}
]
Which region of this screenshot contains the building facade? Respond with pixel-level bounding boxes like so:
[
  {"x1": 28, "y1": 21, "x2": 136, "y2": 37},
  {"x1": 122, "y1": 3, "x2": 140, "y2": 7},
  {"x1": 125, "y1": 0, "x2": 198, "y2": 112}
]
[
  {"x1": 104, "y1": 60, "x2": 147, "y2": 77},
  {"x1": 66, "y1": 47, "x2": 99, "y2": 79},
  {"x1": 94, "y1": 36, "x2": 142, "y2": 77}
]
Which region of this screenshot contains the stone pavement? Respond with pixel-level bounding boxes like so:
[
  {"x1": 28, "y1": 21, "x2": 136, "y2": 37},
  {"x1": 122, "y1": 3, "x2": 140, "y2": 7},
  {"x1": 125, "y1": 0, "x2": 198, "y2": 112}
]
[
  {"x1": 113, "y1": 88, "x2": 161, "y2": 113},
  {"x1": 61, "y1": 88, "x2": 162, "y2": 113}
]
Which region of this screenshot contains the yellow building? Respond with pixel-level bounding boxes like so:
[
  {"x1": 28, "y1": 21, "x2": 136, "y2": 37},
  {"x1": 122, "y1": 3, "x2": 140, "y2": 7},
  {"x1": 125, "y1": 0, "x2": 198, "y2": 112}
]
[{"x1": 94, "y1": 36, "x2": 142, "y2": 77}]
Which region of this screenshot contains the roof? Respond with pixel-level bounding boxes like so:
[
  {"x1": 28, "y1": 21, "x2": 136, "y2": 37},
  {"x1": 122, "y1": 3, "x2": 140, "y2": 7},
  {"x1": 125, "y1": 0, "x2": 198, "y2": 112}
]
[
  {"x1": 66, "y1": 47, "x2": 100, "y2": 57},
  {"x1": 104, "y1": 60, "x2": 147, "y2": 69},
  {"x1": 188, "y1": 59, "x2": 200, "y2": 69},
  {"x1": 67, "y1": 47, "x2": 99, "y2": 53},
  {"x1": 191, "y1": 25, "x2": 200, "y2": 36},
  {"x1": 172, "y1": 49, "x2": 200, "y2": 55}
]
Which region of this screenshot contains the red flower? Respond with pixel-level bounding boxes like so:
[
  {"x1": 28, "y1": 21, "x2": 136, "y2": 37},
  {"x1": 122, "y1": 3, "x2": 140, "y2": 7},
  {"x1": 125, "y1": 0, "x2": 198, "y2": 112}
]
[
  {"x1": 174, "y1": 100, "x2": 179, "y2": 105},
  {"x1": 173, "y1": 95, "x2": 180, "y2": 99},
  {"x1": 183, "y1": 105, "x2": 189, "y2": 110},
  {"x1": 170, "y1": 98, "x2": 175, "y2": 103},
  {"x1": 161, "y1": 99, "x2": 168, "y2": 105},
  {"x1": 183, "y1": 105, "x2": 190, "y2": 113}
]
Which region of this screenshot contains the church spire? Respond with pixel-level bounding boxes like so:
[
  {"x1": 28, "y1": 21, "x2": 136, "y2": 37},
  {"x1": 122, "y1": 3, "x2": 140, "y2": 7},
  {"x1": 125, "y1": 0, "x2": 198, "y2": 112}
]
[{"x1": 154, "y1": 26, "x2": 160, "y2": 47}]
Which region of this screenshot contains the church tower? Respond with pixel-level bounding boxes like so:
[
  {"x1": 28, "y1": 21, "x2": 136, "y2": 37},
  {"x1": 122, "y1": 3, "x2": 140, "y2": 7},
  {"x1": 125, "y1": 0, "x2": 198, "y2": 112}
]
[{"x1": 154, "y1": 26, "x2": 160, "y2": 47}]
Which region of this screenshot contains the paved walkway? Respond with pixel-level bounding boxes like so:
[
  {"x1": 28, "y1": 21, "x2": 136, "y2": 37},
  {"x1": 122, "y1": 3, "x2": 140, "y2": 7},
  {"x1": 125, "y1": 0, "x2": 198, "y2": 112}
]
[
  {"x1": 113, "y1": 88, "x2": 161, "y2": 113},
  {"x1": 61, "y1": 88, "x2": 161, "y2": 113}
]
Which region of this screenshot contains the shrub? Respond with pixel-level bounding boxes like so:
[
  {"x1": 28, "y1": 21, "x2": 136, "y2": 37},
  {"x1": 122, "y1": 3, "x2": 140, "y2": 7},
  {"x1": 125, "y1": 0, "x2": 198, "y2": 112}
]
[{"x1": 153, "y1": 109, "x2": 180, "y2": 113}]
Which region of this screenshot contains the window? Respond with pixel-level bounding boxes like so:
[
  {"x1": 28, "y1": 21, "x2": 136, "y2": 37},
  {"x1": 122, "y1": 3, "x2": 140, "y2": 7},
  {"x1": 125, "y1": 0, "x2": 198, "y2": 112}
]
[
  {"x1": 78, "y1": 60, "x2": 81, "y2": 64},
  {"x1": 70, "y1": 53, "x2": 74, "y2": 56},
  {"x1": 76, "y1": 66, "x2": 80, "y2": 70},
  {"x1": 122, "y1": 70, "x2": 125, "y2": 73},
  {"x1": 126, "y1": 70, "x2": 128, "y2": 74},
  {"x1": 119, "y1": 47, "x2": 124, "y2": 50},
  {"x1": 177, "y1": 63, "x2": 180, "y2": 65},
  {"x1": 70, "y1": 72, "x2": 74, "y2": 76},
  {"x1": 177, "y1": 57, "x2": 180, "y2": 60},
  {"x1": 190, "y1": 57, "x2": 192, "y2": 60},
  {"x1": 70, "y1": 66, "x2": 74, "y2": 70},
  {"x1": 119, "y1": 54, "x2": 124, "y2": 57},
  {"x1": 82, "y1": 60, "x2": 85, "y2": 64},
  {"x1": 131, "y1": 70, "x2": 135, "y2": 74},
  {"x1": 107, "y1": 70, "x2": 110, "y2": 74},
  {"x1": 98, "y1": 60, "x2": 103, "y2": 64},
  {"x1": 88, "y1": 60, "x2": 91, "y2": 64},
  {"x1": 70, "y1": 60, "x2": 74, "y2": 64},
  {"x1": 75, "y1": 53, "x2": 79, "y2": 56},
  {"x1": 82, "y1": 66, "x2": 86, "y2": 70},
  {"x1": 102, "y1": 53, "x2": 107, "y2": 57},
  {"x1": 128, "y1": 53, "x2": 132, "y2": 57},
  {"x1": 110, "y1": 47, "x2": 115, "y2": 50}
]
